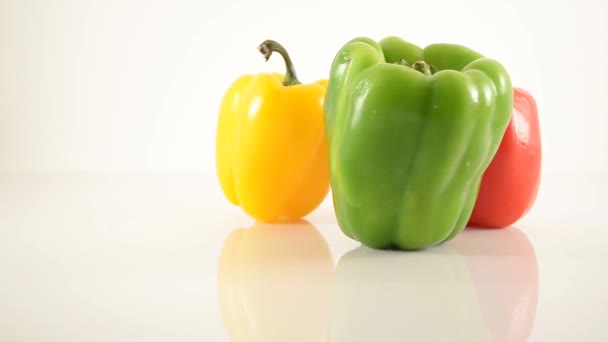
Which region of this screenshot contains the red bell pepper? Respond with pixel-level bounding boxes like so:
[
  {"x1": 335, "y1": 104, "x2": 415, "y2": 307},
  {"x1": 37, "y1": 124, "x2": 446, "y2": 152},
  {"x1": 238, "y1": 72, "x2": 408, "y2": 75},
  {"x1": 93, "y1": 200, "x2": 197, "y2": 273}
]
[{"x1": 468, "y1": 87, "x2": 542, "y2": 229}]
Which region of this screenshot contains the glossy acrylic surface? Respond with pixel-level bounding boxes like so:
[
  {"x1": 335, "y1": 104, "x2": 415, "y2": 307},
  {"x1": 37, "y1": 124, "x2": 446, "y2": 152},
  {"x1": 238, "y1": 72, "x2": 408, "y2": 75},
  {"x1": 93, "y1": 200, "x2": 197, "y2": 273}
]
[{"x1": 0, "y1": 173, "x2": 606, "y2": 341}]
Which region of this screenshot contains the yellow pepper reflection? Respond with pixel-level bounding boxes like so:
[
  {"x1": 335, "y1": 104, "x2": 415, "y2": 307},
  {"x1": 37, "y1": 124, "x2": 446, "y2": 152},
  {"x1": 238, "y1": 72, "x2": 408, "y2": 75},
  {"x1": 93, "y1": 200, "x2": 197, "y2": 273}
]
[
  {"x1": 217, "y1": 219, "x2": 334, "y2": 342},
  {"x1": 329, "y1": 227, "x2": 538, "y2": 342}
]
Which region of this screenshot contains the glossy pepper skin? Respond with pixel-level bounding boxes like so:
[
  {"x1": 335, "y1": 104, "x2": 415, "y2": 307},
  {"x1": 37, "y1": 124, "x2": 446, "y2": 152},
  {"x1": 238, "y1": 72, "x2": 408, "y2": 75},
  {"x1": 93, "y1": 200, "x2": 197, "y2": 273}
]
[
  {"x1": 216, "y1": 40, "x2": 330, "y2": 222},
  {"x1": 324, "y1": 36, "x2": 513, "y2": 250},
  {"x1": 468, "y1": 87, "x2": 542, "y2": 228}
]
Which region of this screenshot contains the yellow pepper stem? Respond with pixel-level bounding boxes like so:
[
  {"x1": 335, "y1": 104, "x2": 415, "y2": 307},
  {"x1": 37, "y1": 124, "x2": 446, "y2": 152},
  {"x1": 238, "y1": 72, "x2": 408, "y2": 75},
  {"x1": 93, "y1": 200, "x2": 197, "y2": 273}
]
[{"x1": 258, "y1": 39, "x2": 301, "y2": 86}]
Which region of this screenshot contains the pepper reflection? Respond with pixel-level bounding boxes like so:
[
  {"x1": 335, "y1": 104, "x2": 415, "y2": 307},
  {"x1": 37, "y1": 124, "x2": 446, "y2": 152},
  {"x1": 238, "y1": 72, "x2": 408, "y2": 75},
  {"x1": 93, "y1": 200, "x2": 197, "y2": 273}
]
[
  {"x1": 329, "y1": 227, "x2": 538, "y2": 342},
  {"x1": 217, "y1": 220, "x2": 334, "y2": 342}
]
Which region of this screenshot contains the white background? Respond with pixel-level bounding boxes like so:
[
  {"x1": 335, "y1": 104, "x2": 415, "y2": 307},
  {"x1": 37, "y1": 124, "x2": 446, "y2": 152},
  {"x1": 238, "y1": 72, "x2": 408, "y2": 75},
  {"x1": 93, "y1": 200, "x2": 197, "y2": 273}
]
[{"x1": 1, "y1": 0, "x2": 607, "y2": 178}]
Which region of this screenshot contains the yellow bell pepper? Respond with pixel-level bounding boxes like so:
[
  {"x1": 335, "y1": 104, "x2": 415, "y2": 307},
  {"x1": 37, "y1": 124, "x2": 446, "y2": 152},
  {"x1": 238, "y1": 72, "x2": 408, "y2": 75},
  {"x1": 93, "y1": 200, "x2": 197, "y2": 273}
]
[{"x1": 216, "y1": 40, "x2": 330, "y2": 222}]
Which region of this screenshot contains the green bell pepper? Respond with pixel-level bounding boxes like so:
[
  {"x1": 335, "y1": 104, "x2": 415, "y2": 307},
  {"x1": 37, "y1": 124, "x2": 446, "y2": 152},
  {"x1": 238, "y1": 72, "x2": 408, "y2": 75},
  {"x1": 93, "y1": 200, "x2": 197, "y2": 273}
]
[{"x1": 324, "y1": 36, "x2": 513, "y2": 251}]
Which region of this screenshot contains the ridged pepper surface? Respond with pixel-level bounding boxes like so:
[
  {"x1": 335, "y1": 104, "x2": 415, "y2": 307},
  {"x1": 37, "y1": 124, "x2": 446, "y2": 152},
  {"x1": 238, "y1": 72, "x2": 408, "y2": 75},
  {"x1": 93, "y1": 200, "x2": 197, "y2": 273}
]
[{"x1": 324, "y1": 36, "x2": 513, "y2": 250}]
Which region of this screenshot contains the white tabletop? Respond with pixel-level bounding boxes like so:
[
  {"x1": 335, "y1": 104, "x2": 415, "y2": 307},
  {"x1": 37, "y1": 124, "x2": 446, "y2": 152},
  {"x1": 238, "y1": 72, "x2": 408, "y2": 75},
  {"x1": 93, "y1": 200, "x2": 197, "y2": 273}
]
[{"x1": 1, "y1": 173, "x2": 606, "y2": 341}]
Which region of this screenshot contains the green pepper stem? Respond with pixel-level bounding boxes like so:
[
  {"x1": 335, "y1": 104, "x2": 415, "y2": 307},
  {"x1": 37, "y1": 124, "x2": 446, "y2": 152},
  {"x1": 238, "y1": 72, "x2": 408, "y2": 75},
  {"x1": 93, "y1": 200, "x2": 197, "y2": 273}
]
[
  {"x1": 411, "y1": 61, "x2": 432, "y2": 76},
  {"x1": 258, "y1": 40, "x2": 301, "y2": 86},
  {"x1": 396, "y1": 59, "x2": 434, "y2": 76}
]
